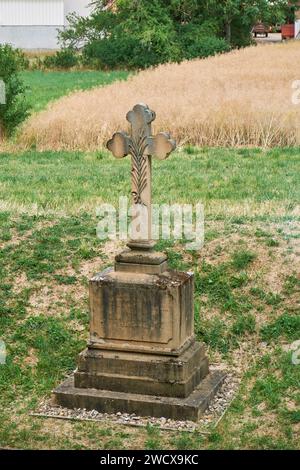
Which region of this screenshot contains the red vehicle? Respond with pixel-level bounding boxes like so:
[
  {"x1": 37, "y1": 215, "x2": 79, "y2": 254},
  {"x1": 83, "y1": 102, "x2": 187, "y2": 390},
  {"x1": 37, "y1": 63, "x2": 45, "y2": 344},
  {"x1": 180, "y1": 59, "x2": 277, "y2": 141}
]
[{"x1": 281, "y1": 23, "x2": 295, "y2": 39}]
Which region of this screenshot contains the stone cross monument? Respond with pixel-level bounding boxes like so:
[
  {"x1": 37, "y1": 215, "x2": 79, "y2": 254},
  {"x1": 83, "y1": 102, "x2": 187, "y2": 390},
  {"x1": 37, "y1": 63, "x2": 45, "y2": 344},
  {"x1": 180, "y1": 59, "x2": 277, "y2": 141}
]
[
  {"x1": 53, "y1": 104, "x2": 225, "y2": 421},
  {"x1": 107, "y1": 103, "x2": 176, "y2": 249}
]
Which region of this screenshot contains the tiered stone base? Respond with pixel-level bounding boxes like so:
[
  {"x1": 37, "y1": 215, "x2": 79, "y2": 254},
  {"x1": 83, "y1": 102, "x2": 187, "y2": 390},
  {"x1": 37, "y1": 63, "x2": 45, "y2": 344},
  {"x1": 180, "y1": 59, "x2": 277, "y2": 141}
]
[
  {"x1": 53, "y1": 251, "x2": 226, "y2": 421},
  {"x1": 74, "y1": 342, "x2": 209, "y2": 398},
  {"x1": 53, "y1": 370, "x2": 225, "y2": 422}
]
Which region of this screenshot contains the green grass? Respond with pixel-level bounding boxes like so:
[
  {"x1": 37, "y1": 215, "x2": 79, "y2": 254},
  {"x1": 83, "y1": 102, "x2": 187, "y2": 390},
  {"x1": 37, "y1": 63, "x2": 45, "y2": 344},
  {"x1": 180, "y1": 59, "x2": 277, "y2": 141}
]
[
  {"x1": 21, "y1": 70, "x2": 130, "y2": 112},
  {"x1": 0, "y1": 147, "x2": 299, "y2": 214},
  {"x1": 261, "y1": 314, "x2": 300, "y2": 342},
  {"x1": 0, "y1": 147, "x2": 299, "y2": 450},
  {"x1": 231, "y1": 250, "x2": 256, "y2": 270}
]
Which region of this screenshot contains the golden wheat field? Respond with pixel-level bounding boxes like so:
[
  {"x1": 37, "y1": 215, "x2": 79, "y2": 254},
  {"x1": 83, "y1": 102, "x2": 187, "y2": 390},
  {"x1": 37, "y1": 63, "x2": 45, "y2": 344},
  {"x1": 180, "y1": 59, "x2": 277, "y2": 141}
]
[{"x1": 19, "y1": 41, "x2": 300, "y2": 150}]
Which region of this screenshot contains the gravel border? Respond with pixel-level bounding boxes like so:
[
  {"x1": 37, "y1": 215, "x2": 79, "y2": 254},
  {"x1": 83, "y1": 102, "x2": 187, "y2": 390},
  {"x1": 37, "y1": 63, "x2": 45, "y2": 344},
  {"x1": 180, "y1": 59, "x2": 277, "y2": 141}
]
[{"x1": 32, "y1": 371, "x2": 240, "y2": 433}]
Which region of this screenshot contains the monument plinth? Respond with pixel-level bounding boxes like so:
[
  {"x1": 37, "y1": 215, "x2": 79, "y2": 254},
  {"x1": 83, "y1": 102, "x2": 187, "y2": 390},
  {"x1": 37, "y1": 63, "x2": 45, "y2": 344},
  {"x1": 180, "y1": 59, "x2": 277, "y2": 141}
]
[{"x1": 53, "y1": 104, "x2": 225, "y2": 421}]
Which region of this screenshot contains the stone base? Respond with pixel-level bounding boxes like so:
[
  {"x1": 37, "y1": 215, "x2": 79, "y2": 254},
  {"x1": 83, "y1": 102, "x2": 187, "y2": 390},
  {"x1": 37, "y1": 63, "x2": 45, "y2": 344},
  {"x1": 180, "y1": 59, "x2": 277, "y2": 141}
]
[
  {"x1": 74, "y1": 341, "x2": 209, "y2": 399},
  {"x1": 53, "y1": 250, "x2": 225, "y2": 421},
  {"x1": 89, "y1": 267, "x2": 195, "y2": 356},
  {"x1": 53, "y1": 370, "x2": 226, "y2": 422}
]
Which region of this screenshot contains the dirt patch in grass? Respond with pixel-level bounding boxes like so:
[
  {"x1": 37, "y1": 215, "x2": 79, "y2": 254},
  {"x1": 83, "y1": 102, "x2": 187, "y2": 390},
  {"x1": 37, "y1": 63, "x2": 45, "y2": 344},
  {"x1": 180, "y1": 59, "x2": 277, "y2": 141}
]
[
  {"x1": 13, "y1": 272, "x2": 30, "y2": 294},
  {"x1": 23, "y1": 348, "x2": 39, "y2": 368},
  {"x1": 22, "y1": 239, "x2": 124, "y2": 318},
  {"x1": 26, "y1": 283, "x2": 85, "y2": 317},
  {"x1": 79, "y1": 240, "x2": 124, "y2": 277}
]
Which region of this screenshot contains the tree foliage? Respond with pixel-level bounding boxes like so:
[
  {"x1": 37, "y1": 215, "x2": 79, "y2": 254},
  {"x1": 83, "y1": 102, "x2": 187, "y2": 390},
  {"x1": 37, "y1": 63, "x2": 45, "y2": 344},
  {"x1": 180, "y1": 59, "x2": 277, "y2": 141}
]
[
  {"x1": 59, "y1": 0, "x2": 296, "y2": 69},
  {"x1": 0, "y1": 45, "x2": 30, "y2": 138}
]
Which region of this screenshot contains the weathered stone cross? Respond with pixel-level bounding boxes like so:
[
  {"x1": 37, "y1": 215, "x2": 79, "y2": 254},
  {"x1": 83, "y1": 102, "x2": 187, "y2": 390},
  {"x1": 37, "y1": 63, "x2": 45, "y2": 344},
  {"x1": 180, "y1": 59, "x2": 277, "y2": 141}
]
[
  {"x1": 54, "y1": 103, "x2": 224, "y2": 422},
  {"x1": 107, "y1": 103, "x2": 176, "y2": 250}
]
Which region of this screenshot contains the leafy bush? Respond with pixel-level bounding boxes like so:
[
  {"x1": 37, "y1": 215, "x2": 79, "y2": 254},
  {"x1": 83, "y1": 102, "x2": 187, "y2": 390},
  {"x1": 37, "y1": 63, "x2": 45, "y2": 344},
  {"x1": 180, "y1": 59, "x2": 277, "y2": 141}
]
[
  {"x1": 43, "y1": 49, "x2": 79, "y2": 69},
  {"x1": 66, "y1": 1, "x2": 231, "y2": 69},
  {"x1": 60, "y1": 0, "x2": 290, "y2": 69},
  {"x1": 83, "y1": 27, "x2": 230, "y2": 69},
  {"x1": 82, "y1": 1, "x2": 181, "y2": 69},
  {"x1": 0, "y1": 44, "x2": 31, "y2": 137},
  {"x1": 177, "y1": 20, "x2": 230, "y2": 60},
  {"x1": 14, "y1": 48, "x2": 30, "y2": 69},
  {"x1": 182, "y1": 35, "x2": 231, "y2": 60},
  {"x1": 83, "y1": 36, "x2": 137, "y2": 69},
  {"x1": 83, "y1": 34, "x2": 180, "y2": 69}
]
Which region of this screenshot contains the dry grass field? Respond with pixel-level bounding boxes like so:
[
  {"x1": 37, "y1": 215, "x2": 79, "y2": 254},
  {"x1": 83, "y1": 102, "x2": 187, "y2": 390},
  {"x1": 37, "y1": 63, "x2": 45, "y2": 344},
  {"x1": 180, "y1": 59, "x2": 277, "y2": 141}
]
[{"x1": 18, "y1": 41, "x2": 300, "y2": 151}]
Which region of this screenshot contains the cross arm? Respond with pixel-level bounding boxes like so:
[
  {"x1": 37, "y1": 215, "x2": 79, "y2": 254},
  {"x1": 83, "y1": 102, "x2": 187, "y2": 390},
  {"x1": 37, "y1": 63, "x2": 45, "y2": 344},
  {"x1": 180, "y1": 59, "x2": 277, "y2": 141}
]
[
  {"x1": 147, "y1": 132, "x2": 176, "y2": 160},
  {"x1": 107, "y1": 131, "x2": 131, "y2": 159}
]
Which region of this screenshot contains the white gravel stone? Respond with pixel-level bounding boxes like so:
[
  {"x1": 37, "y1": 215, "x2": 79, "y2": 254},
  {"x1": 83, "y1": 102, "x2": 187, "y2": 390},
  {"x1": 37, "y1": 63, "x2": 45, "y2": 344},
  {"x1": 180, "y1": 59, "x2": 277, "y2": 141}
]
[{"x1": 32, "y1": 370, "x2": 239, "y2": 432}]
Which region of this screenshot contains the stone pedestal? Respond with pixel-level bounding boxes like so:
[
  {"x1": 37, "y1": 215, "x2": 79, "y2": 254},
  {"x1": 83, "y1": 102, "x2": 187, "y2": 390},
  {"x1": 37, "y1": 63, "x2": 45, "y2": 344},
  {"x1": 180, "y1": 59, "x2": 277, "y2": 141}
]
[{"x1": 53, "y1": 250, "x2": 225, "y2": 421}]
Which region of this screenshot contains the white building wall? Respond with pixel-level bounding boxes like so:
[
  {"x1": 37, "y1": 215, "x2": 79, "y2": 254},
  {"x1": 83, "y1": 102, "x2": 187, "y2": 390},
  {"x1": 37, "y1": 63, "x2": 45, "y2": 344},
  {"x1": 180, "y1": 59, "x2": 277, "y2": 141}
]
[
  {"x1": 0, "y1": 0, "x2": 92, "y2": 49},
  {"x1": 0, "y1": 0, "x2": 64, "y2": 26},
  {"x1": 0, "y1": 26, "x2": 63, "y2": 48}
]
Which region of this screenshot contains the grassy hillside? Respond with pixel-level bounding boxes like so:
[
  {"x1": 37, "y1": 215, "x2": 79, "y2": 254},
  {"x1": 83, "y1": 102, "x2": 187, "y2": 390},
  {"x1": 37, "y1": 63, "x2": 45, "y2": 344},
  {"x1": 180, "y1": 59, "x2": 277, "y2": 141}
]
[{"x1": 0, "y1": 148, "x2": 299, "y2": 450}]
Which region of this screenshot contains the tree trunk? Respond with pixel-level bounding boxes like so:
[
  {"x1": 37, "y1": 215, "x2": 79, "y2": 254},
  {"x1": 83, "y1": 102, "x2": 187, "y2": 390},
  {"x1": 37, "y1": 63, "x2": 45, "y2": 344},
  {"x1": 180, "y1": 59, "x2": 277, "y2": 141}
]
[
  {"x1": 225, "y1": 21, "x2": 232, "y2": 43},
  {"x1": 0, "y1": 120, "x2": 5, "y2": 142}
]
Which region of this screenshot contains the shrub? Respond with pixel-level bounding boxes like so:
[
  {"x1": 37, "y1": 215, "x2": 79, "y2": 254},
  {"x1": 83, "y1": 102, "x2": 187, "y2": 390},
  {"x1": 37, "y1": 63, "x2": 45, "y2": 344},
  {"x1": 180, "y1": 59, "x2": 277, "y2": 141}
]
[
  {"x1": 60, "y1": 0, "x2": 293, "y2": 69},
  {"x1": 82, "y1": 1, "x2": 181, "y2": 70},
  {"x1": 83, "y1": 36, "x2": 137, "y2": 70},
  {"x1": 178, "y1": 21, "x2": 231, "y2": 60},
  {"x1": 82, "y1": 19, "x2": 229, "y2": 69},
  {"x1": 0, "y1": 44, "x2": 31, "y2": 137},
  {"x1": 83, "y1": 33, "x2": 180, "y2": 70},
  {"x1": 183, "y1": 36, "x2": 231, "y2": 60},
  {"x1": 14, "y1": 48, "x2": 30, "y2": 69},
  {"x1": 43, "y1": 49, "x2": 79, "y2": 69},
  {"x1": 79, "y1": 1, "x2": 230, "y2": 70},
  {"x1": 82, "y1": 33, "x2": 229, "y2": 70}
]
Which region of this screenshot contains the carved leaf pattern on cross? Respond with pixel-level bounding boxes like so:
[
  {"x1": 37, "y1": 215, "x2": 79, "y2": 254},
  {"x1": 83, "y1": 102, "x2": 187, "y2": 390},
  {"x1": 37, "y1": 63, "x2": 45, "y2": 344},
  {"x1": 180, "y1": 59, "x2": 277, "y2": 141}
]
[{"x1": 107, "y1": 104, "x2": 176, "y2": 206}]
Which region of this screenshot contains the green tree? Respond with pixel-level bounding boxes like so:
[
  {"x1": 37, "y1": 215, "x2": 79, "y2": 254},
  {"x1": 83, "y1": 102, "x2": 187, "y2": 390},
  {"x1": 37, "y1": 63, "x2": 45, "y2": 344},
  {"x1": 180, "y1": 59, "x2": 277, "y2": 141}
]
[
  {"x1": 0, "y1": 45, "x2": 30, "y2": 138},
  {"x1": 59, "y1": 0, "x2": 293, "y2": 68},
  {"x1": 215, "y1": 0, "x2": 283, "y2": 45}
]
